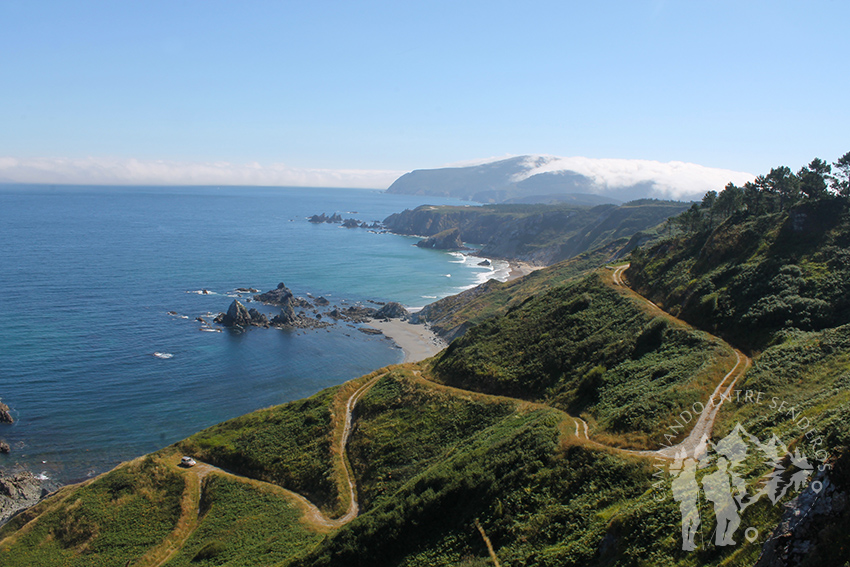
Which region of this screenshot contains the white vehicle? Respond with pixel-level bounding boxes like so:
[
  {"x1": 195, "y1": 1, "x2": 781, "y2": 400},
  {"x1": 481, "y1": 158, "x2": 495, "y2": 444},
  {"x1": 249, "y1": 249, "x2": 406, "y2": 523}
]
[{"x1": 180, "y1": 456, "x2": 197, "y2": 467}]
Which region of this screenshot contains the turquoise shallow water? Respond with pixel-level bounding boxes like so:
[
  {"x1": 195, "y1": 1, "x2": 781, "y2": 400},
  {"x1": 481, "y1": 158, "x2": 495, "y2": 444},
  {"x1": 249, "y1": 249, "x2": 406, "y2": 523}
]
[{"x1": 0, "y1": 185, "x2": 503, "y2": 483}]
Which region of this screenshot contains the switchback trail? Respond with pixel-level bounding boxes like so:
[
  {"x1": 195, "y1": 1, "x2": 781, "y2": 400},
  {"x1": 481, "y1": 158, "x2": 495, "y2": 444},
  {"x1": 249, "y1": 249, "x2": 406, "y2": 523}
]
[
  {"x1": 135, "y1": 373, "x2": 384, "y2": 567},
  {"x1": 415, "y1": 263, "x2": 751, "y2": 462},
  {"x1": 607, "y1": 264, "x2": 751, "y2": 458}
]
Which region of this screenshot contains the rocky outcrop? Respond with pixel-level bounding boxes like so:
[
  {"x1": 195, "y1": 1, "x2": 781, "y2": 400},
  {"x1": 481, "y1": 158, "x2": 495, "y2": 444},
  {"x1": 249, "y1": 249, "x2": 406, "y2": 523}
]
[
  {"x1": 375, "y1": 302, "x2": 409, "y2": 320},
  {"x1": 0, "y1": 472, "x2": 52, "y2": 526},
  {"x1": 254, "y1": 282, "x2": 295, "y2": 307},
  {"x1": 0, "y1": 402, "x2": 12, "y2": 424},
  {"x1": 328, "y1": 305, "x2": 377, "y2": 323},
  {"x1": 271, "y1": 303, "x2": 297, "y2": 326},
  {"x1": 247, "y1": 308, "x2": 269, "y2": 326},
  {"x1": 309, "y1": 213, "x2": 343, "y2": 223},
  {"x1": 756, "y1": 451, "x2": 850, "y2": 566},
  {"x1": 415, "y1": 227, "x2": 464, "y2": 250},
  {"x1": 214, "y1": 300, "x2": 269, "y2": 328},
  {"x1": 314, "y1": 296, "x2": 330, "y2": 306}
]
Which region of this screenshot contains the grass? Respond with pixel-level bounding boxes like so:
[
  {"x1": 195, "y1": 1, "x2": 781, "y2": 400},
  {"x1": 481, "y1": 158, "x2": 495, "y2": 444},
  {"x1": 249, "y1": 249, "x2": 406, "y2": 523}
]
[
  {"x1": 158, "y1": 474, "x2": 322, "y2": 567},
  {"x1": 0, "y1": 456, "x2": 184, "y2": 567},
  {"x1": 431, "y1": 272, "x2": 733, "y2": 448},
  {"x1": 177, "y1": 385, "x2": 341, "y2": 514},
  {"x1": 347, "y1": 368, "x2": 516, "y2": 511}
]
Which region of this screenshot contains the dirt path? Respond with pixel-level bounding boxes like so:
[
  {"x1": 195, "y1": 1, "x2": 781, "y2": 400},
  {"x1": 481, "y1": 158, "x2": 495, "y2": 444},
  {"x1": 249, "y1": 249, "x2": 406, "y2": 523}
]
[
  {"x1": 412, "y1": 264, "x2": 751, "y2": 462},
  {"x1": 134, "y1": 373, "x2": 384, "y2": 566},
  {"x1": 334, "y1": 373, "x2": 382, "y2": 524},
  {"x1": 607, "y1": 263, "x2": 752, "y2": 458}
]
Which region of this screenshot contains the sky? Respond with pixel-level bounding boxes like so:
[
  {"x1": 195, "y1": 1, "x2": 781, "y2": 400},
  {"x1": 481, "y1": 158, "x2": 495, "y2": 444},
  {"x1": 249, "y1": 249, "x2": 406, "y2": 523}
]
[{"x1": 1, "y1": 1, "x2": 848, "y2": 188}]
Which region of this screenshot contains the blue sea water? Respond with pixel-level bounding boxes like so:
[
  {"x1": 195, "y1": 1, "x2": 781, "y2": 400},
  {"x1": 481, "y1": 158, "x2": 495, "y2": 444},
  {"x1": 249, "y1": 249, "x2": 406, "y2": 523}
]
[{"x1": 0, "y1": 185, "x2": 506, "y2": 483}]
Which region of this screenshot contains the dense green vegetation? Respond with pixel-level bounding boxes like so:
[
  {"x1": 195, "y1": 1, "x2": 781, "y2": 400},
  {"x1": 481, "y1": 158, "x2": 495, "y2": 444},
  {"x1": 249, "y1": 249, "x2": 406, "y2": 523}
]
[
  {"x1": 294, "y1": 410, "x2": 659, "y2": 567},
  {"x1": 384, "y1": 199, "x2": 686, "y2": 265},
  {"x1": 348, "y1": 369, "x2": 515, "y2": 511},
  {"x1": 163, "y1": 475, "x2": 322, "y2": 567},
  {"x1": 629, "y1": 154, "x2": 850, "y2": 351},
  {"x1": 432, "y1": 273, "x2": 731, "y2": 447},
  {"x1": 177, "y1": 387, "x2": 340, "y2": 513},
  {"x1": 0, "y1": 457, "x2": 184, "y2": 567},
  {"x1": 415, "y1": 238, "x2": 635, "y2": 340}
]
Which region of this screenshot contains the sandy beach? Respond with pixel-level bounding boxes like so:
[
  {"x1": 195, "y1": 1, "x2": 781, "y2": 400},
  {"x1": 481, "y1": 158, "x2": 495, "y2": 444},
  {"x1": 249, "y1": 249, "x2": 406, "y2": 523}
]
[
  {"x1": 364, "y1": 318, "x2": 448, "y2": 363},
  {"x1": 364, "y1": 259, "x2": 540, "y2": 363},
  {"x1": 506, "y1": 260, "x2": 542, "y2": 281}
]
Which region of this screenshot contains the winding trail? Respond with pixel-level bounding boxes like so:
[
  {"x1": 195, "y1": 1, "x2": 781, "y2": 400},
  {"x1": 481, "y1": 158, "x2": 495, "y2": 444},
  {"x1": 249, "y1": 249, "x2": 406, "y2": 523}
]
[
  {"x1": 586, "y1": 264, "x2": 751, "y2": 458},
  {"x1": 8, "y1": 263, "x2": 751, "y2": 565},
  {"x1": 134, "y1": 373, "x2": 384, "y2": 567},
  {"x1": 414, "y1": 263, "x2": 750, "y2": 461}
]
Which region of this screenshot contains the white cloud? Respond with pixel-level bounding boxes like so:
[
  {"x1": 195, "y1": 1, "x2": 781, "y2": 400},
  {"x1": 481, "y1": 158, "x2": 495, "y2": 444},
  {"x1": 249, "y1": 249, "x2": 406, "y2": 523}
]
[
  {"x1": 0, "y1": 156, "x2": 403, "y2": 189},
  {"x1": 513, "y1": 155, "x2": 755, "y2": 200}
]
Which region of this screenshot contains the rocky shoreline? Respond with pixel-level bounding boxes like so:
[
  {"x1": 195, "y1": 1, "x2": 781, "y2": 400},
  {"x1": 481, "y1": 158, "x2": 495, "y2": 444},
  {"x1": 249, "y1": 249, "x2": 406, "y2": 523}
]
[
  {"x1": 207, "y1": 282, "x2": 412, "y2": 333},
  {"x1": 0, "y1": 471, "x2": 54, "y2": 526}
]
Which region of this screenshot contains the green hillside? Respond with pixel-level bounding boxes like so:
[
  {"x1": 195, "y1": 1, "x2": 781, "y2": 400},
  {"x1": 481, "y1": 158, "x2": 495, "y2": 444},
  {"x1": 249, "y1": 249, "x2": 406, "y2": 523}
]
[
  {"x1": 628, "y1": 155, "x2": 850, "y2": 351},
  {"x1": 383, "y1": 199, "x2": 686, "y2": 265}
]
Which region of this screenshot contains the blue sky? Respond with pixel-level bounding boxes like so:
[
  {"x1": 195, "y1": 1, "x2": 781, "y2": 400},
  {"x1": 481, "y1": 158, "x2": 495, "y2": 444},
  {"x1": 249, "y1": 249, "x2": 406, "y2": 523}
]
[{"x1": 2, "y1": 1, "x2": 848, "y2": 187}]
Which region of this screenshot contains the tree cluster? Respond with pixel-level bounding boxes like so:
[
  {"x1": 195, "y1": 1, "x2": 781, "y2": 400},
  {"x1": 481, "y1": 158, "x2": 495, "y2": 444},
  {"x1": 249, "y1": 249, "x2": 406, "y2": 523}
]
[{"x1": 670, "y1": 151, "x2": 850, "y2": 233}]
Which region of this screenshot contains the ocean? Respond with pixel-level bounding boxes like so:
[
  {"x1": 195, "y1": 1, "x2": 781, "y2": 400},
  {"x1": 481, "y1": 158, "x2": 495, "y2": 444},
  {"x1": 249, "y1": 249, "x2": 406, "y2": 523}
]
[{"x1": 0, "y1": 185, "x2": 507, "y2": 484}]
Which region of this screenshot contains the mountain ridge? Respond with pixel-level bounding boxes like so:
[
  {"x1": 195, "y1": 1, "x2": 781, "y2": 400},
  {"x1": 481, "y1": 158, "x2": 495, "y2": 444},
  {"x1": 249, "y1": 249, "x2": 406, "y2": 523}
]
[{"x1": 387, "y1": 155, "x2": 754, "y2": 203}]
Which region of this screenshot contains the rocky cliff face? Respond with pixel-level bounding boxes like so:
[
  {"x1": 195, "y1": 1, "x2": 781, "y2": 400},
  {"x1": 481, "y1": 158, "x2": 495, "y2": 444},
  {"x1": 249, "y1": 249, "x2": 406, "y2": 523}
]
[
  {"x1": 0, "y1": 472, "x2": 51, "y2": 526},
  {"x1": 415, "y1": 227, "x2": 464, "y2": 250},
  {"x1": 384, "y1": 200, "x2": 687, "y2": 265},
  {"x1": 384, "y1": 201, "x2": 688, "y2": 266}
]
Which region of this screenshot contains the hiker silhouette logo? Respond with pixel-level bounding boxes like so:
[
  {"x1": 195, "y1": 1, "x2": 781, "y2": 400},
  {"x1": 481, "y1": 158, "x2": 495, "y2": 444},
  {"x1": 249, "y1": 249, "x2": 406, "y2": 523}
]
[{"x1": 668, "y1": 423, "x2": 821, "y2": 551}]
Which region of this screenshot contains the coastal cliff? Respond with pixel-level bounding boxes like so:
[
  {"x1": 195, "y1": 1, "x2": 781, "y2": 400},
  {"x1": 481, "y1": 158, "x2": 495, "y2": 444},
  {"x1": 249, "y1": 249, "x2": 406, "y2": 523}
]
[{"x1": 383, "y1": 200, "x2": 688, "y2": 265}]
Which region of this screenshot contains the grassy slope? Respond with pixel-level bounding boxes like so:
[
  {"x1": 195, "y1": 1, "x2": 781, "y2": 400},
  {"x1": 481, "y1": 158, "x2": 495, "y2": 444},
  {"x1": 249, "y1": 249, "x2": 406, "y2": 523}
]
[
  {"x1": 346, "y1": 368, "x2": 515, "y2": 511},
  {"x1": 161, "y1": 474, "x2": 322, "y2": 567},
  {"x1": 431, "y1": 271, "x2": 733, "y2": 448},
  {"x1": 415, "y1": 239, "x2": 631, "y2": 340},
  {"x1": 0, "y1": 457, "x2": 184, "y2": 567},
  {"x1": 176, "y1": 386, "x2": 340, "y2": 514}
]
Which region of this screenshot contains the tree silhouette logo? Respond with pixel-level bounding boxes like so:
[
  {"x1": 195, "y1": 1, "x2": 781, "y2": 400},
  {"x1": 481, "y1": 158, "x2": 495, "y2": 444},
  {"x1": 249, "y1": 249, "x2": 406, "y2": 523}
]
[{"x1": 668, "y1": 423, "x2": 822, "y2": 551}]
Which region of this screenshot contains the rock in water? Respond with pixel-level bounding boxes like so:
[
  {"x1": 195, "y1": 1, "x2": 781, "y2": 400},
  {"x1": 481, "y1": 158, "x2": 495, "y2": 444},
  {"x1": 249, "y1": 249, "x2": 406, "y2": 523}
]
[
  {"x1": 248, "y1": 308, "x2": 269, "y2": 326},
  {"x1": 376, "y1": 301, "x2": 410, "y2": 320},
  {"x1": 0, "y1": 441, "x2": 9, "y2": 454},
  {"x1": 415, "y1": 227, "x2": 464, "y2": 250},
  {"x1": 254, "y1": 282, "x2": 295, "y2": 307},
  {"x1": 0, "y1": 402, "x2": 12, "y2": 424},
  {"x1": 215, "y1": 300, "x2": 252, "y2": 327},
  {"x1": 271, "y1": 303, "x2": 297, "y2": 326}
]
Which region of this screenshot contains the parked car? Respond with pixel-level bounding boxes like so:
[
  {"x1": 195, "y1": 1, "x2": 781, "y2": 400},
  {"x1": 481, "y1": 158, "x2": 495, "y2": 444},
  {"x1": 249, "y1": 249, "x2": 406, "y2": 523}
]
[{"x1": 180, "y1": 456, "x2": 197, "y2": 467}]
